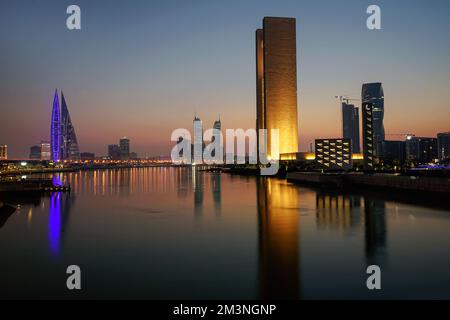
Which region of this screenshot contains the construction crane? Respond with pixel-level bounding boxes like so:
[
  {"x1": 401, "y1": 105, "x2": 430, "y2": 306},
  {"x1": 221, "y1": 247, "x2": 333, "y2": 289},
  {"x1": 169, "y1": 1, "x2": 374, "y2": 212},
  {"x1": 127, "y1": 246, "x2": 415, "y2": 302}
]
[{"x1": 335, "y1": 95, "x2": 360, "y2": 105}]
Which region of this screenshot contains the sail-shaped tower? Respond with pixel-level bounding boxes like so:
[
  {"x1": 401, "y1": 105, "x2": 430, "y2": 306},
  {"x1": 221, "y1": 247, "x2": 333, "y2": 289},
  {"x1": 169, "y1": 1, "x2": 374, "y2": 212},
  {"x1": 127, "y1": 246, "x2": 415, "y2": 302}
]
[
  {"x1": 51, "y1": 89, "x2": 61, "y2": 161},
  {"x1": 60, "y1": 92, "x2": 80, "y2": 160}
]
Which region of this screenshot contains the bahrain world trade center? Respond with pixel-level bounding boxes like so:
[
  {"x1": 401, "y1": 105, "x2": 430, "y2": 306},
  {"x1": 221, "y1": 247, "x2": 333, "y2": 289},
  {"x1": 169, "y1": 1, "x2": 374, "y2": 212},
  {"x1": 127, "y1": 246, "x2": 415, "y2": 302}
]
[
  {"x1": 256, "y1": 17, "x2": 299, "y2": 160},
  {"x1": 51, "y1": 89, "x2": 80, "y2": 161}
]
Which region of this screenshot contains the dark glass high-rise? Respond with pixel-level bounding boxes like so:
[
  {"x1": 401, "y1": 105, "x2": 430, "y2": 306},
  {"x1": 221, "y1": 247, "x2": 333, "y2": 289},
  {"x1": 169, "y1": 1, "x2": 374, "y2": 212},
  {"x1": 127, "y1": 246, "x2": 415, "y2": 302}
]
[{"x1": 362, "y1": 83, "x2": 384, "y2": 157}]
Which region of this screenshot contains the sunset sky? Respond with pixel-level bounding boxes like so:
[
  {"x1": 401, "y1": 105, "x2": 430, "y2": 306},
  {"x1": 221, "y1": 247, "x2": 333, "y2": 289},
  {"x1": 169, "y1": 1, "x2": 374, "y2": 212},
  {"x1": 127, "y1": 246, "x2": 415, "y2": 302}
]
[{"x1": 1, "y1": 0, "x2": 450, "y2": 158}]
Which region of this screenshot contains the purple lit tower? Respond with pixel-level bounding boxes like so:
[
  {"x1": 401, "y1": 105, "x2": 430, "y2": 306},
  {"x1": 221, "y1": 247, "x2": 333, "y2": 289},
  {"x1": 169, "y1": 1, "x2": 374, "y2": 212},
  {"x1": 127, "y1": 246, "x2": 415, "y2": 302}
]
[
  {"x1": 51, "y1": 89, "x2": 61, "y2": 161},
  {"x1": 61, "y1": 91, "x2": 80, "y2": 160},
  {"x1": 50, "y1": 89, "x2": 80, "y2": 161}
]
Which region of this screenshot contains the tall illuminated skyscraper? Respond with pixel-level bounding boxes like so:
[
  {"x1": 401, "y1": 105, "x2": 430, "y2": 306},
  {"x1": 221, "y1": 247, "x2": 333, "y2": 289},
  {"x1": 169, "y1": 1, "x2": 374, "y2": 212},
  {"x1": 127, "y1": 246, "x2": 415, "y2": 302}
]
[
  {"x1": 212, "y1": 118, "x2": 221, "y2": 158},
  {"x1": 193, "y1": 116, "x2": 203, "y2": 164},
  {"x1": 362, "y1": 103, "x2": 375, "y2": 170},
  {"x1": 256, "y1": 17, "x2": 299, "y2": 160},
  {"x1": 51, "y1": 89, "x2": 80, "y2": 161},
  {"x1": 362, "y1": 83, "x2": 384, "y2": 156},
  {"x1": 61, "y1": 92, "x2": 80, "y2": 160},
  {"x1": 51, "y1": 89, "x2": 61, "y2": 162}
]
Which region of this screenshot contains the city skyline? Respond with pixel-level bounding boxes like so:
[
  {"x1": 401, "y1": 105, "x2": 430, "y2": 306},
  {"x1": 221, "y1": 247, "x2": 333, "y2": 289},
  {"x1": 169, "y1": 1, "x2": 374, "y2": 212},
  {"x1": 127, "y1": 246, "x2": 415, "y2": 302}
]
[
  {"x1": 1, "y1": 1, "x2": 450, "y2": 304},
  {"x1": 1, "y1": 0, "x2": 450, "y2": 158}
]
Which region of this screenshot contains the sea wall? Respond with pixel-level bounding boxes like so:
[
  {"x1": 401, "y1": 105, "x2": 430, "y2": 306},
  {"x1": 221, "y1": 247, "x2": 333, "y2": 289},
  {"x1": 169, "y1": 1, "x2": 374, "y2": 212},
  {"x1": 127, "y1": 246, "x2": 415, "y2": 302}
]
[{"x1": 287, "y1": 172, "x2": 450, "y2": 194}]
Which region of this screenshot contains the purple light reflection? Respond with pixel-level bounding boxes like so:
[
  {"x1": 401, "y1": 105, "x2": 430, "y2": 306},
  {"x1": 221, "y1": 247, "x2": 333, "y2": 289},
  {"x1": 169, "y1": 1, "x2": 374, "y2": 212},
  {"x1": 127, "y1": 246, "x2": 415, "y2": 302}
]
[{"x1": 48, "y1": 192, "x2": 61, "y2": 256}]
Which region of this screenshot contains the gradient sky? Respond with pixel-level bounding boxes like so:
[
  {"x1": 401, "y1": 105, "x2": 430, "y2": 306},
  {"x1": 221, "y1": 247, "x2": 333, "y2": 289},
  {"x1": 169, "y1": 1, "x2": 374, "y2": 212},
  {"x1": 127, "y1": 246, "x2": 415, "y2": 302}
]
[{"x1": 1, "y1": 0, "x2": 450, "y2": 158}]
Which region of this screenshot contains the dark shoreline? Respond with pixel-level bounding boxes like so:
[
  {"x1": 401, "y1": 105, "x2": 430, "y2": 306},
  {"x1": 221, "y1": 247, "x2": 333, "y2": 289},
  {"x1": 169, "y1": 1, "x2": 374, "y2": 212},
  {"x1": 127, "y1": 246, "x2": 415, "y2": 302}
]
[
  {"x1": 0, "y1": 164, "x2": 176, "y2": 177},
  {"x1": 286, "y1": 172, "x2": 450, "y2": 211}
]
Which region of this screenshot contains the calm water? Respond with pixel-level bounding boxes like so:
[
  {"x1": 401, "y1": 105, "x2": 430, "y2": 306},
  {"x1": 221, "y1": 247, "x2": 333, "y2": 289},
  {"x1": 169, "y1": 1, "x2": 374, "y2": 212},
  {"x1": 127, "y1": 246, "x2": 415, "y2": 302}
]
[{"x1": 1, "y1": 167, "x2": 450, "y2": 299}]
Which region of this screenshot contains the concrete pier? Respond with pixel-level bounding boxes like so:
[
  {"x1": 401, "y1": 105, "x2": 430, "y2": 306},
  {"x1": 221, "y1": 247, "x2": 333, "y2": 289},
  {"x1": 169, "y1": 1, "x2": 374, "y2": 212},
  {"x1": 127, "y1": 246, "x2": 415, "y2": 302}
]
[
  {"x1": 0, "y1": 178, "x2": 70, "y2": 193},
  {"x1": 287, "y1": 172, "x2": 450, "y2": 194}
]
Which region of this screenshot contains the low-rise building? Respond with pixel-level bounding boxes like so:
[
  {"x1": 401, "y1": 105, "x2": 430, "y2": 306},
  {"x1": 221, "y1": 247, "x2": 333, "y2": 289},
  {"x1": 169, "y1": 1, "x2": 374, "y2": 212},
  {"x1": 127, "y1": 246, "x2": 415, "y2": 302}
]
[{"x1": 315, "y1": 139, "x2": 352, "y2": 170}]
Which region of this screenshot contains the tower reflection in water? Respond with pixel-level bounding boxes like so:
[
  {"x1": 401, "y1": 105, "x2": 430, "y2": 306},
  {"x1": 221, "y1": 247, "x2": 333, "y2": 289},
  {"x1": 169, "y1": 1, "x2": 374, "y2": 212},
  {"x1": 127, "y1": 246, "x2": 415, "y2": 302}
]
[
  {"x1": 211, "y1": 173, "x2": 221, "y2": 216},
  {"x1": 192, "y1": 168, "x2": 204, "y2": 217},
  {"x1": 364, "y1": 198, "x2": 387, "y2": 267},
  {"x1": 257, "y1": 177, "x2": 300, "y2": 299},
  {"x1": 315, "y1": 192, "x2": 361, "y2": 232},
  {"x1": 48, "y1": 174, "x2": 74, "y2": 257},
  {"x1": 315, "y1": 191, "x2": 387, "y2": 267},
  {"x1": 190, "y1": 167, "x2": 222, "y2": 218}
]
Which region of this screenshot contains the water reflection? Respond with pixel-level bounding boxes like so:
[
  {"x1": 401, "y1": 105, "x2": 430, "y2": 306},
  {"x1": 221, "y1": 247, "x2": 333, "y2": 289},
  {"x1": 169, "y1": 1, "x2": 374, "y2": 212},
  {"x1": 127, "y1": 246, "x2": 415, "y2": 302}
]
[
  {"x1": 315, "y1": 192, "x2": 362, "y2": 232},
  {"x1": 314, "y1": 189, "x2": 388, "y2": 267},
  {"x1": 48, "y1": 193, "x2": 62, "y2": 254},
  {"x1": 65, "y1": 168, "x2": 194, "y2": 196},
  {"x1": 364, "y1": 198, "x2": 387, "y2": 267},
  {"x1": 0, "y1": 204, "x2": 16, "y2": 229},
  {"x1": 0, "y1": 192, "x2": 43, "y2": 230},
  {"x1": 176, "y1": 167, "x2": 191, "y2": 199},
  {"x1": 193, "y1": 168, "x2": 204, "y2": 217},
  {"x1": 48, "y1": 174, "x2": 74, "y2": 257},
  {"x1": 257, "y1": 177, "x2": 300, "y2": 299},
  {"x1": 211, "y1": 173, "x2": 221, "y2": 216},
  {"x1": 2, "y1": 168, "x2": 450, "y2": 299}
]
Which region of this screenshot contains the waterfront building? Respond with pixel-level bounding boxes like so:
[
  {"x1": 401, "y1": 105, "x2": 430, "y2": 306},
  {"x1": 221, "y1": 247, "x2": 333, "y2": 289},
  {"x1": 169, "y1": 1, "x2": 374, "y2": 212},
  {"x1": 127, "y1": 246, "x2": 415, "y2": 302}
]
[
  {"x1": 362, "y1": 83, "x2": 384, "y2": 157},
  {"x1": 29, "y1": 145, "x2": 41, "y2": 159},
  {"x1": 51, "y1": 89, "x2": 61, "y2": 161},
  {"x1": 119, "y1": 137, "x2": 130, "y2": 160},
  {"x1": 212, "y1": 119, "x2": 221, "y2": 158},
  {"x1": 437, "y1": 132, "x2": 450, "y2": 161},
  {"x1": 130, "y1": 152, "x2": 138, "y2": 160},
  {"x1": 60, "y1": 92, "x2": 80, "y2": 160},
  {"x1": 315, "y1": 138, "x2": 352, "y2": 170},
  {"x1": 405, "y1": 136, "x2": 438, "y2": 164},
  {"x1": 380, "y1": 140, "x2": 406, "y2": 164},
  {"x1": 108, "y1": 144, "x2": 121, "y2": 160},
  {"x1": 0, "y1": 144, "x2": 7, "y2": 160},
  {"x1": 342, "y1": 103, "x2": 360, "y2": 153},
  {"x1": 256, "y1": 17, "x2": 299, "y2": 160},
  {"x1": 50, "y1": 89, "x2": 80, "y2": 161},
  {"x1": 40, "y1": 141, "x2": 51, "y2": 160},
  {"x1": 80, "y1": 152, "x2": 95, "y2": 161},
  {"x1": 193, "y1": 116, "x2": 203, "y2": 164},
  {"x1": 362, "y1": 102, "x2": 375, "y2": 170}
]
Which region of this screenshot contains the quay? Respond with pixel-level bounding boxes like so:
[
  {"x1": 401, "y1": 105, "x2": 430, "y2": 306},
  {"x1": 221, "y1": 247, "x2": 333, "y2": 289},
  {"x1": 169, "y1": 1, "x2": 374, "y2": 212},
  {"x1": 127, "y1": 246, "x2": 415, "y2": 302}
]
[
  {"x1": 0, "y1": 177, "x2": 70, "y2": 193},
  {"x1": 287, "y1": 172, "x2": 450, "y2": 194}
]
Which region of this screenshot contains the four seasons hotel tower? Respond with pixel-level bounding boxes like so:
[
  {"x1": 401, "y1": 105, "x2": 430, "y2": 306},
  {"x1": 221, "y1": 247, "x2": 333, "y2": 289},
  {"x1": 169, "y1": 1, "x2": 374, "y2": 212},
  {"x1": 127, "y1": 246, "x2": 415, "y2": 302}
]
[{"x1": 256, "y1": 17, "x2": 299, "y2": 160}]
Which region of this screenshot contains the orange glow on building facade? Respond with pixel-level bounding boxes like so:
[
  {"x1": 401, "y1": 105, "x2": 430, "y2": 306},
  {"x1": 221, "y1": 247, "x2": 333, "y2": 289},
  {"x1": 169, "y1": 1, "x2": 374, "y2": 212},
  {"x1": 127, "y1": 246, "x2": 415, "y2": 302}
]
[{"x1": 256, "y1": 17, "x2": 299, "y2": 159}]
